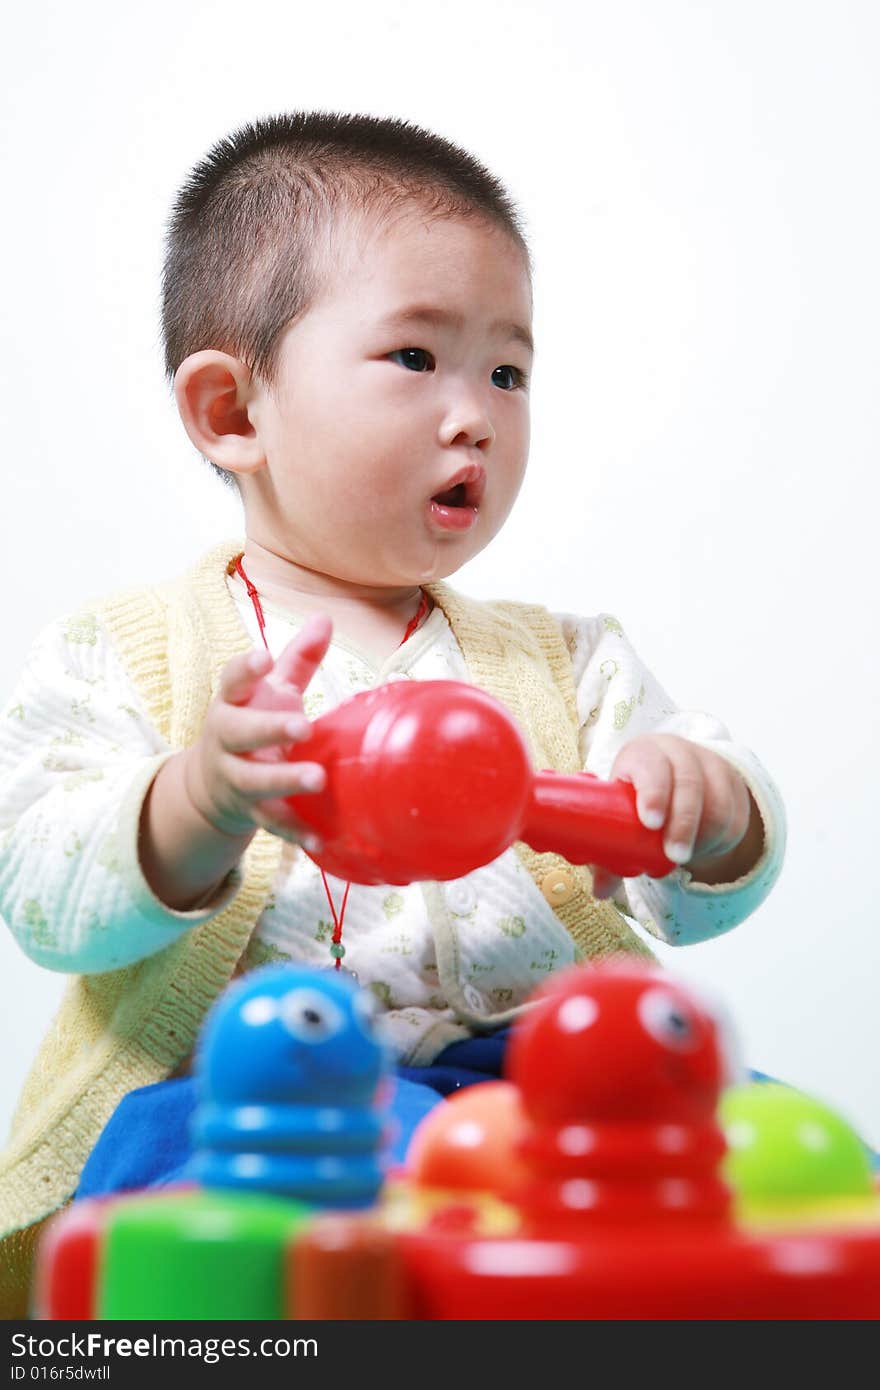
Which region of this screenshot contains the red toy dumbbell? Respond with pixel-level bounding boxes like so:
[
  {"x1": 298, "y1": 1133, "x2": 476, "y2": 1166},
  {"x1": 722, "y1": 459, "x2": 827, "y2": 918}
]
[{"x1": 262, "y1": 679, "x2": 675, "y2": 885}]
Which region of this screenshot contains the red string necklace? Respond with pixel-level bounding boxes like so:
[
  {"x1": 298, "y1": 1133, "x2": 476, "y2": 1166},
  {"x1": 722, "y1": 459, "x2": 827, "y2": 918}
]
[{"x1": 233, "y1": 554, "x2": 429, "y2": 973}]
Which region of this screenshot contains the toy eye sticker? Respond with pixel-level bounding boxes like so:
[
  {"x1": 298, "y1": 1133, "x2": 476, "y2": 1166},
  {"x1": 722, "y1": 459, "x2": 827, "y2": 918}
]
[
  {"x1": 279, "y1": 988, "x2": 345, "y2": 1042},
  {"x1": 353, "y1": 990, "x2": 380, "y2": 1033},
  {"x1": 637, "y1": 988, "x2": 699, "y2": 1052}
]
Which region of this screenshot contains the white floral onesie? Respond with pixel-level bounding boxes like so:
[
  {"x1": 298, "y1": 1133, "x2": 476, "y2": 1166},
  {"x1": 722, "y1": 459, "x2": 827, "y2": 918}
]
[{"x1": 0, "y1": 576, "x2": 786, "y2": 1064}]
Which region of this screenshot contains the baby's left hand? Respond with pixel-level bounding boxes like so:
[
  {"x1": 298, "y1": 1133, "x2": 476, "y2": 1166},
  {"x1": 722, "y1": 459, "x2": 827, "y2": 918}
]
[{"x1": 590, "y1": 734, "x2": 753, "y2": 900}]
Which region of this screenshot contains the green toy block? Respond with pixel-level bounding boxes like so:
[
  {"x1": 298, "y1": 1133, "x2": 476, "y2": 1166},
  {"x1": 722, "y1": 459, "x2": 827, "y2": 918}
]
[{"x1": 98, "y1": 1187, "x2": 312, "y2": 1320}]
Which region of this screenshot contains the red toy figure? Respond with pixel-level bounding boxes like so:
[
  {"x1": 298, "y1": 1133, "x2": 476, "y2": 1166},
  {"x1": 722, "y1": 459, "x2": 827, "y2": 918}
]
[
  {"x1": 250, "y1": 676, "x2": 675, "y2": 885},
  {"x1": 507, "y1": 962, "x2": 732, "y2": 1228},
  {"x1": 395, "y1": 963, "x2": 880, "y2": 1319}
]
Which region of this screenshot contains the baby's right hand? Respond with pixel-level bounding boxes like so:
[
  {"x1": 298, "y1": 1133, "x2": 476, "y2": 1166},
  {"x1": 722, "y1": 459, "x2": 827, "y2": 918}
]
[{"x1": 182, "y1": 614, "x2": 333, "y2": 850}]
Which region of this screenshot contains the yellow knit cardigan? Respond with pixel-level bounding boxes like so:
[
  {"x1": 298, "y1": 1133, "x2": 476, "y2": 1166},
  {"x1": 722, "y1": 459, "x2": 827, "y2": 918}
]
[{"x1": 0, "y1": 539, "x2": 653, "y2": 1314}]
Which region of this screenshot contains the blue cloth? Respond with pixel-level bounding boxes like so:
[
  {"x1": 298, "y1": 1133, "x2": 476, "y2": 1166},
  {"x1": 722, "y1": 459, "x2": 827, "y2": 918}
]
[
  {"x1": 76, "y1": 1029, "x2": 512, "y2": 1199},
  {"x1": 76, "y1": 1033, "x2": 879, "y2": 1199},
  {"x1": 396, "y1": 1027, "x2": 511, "y2": 1096}
]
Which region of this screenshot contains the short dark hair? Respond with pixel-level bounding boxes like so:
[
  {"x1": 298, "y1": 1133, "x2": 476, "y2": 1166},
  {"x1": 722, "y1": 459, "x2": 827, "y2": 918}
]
[{"x1": 161, "y1": 110, "x2": 533, "y2": 486}]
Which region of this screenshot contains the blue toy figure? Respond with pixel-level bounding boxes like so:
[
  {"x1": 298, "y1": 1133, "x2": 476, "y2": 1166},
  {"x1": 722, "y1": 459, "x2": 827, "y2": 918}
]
[{"x1": 187, "y1": 964, "x2": 393, "y2": 1207}]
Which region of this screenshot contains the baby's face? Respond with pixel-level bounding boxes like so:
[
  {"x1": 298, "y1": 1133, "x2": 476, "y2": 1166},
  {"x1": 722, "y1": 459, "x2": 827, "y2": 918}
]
[{"x1": 245, "y1": 210, "x2": 533, "y2": 588}]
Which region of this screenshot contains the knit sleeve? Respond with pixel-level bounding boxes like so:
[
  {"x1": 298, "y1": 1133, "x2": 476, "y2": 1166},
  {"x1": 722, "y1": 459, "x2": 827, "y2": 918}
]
[
  {"x1": 0, "y1": 613, "x2": 243, "y2": 974},
  {"x1": 552, "y1": 611, "x2": 787, "y2": 946}
]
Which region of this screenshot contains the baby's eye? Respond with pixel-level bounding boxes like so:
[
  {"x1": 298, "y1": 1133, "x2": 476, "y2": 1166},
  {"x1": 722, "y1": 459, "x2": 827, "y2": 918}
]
[
  {"x1": 388, "y1": 347, "x2": 434, "y2": 372},
  {"x1": 388, "y1": 349, "x2": 528, "y2": 391},
  {"x1": 492, "y1": 365, "x2": 528, "y2": 392}
]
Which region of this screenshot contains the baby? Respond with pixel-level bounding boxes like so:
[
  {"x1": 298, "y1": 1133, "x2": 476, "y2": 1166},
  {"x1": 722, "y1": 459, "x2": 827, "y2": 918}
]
[{"x1": 0, "y1": 111, "x2": 785, "y2": 1311}]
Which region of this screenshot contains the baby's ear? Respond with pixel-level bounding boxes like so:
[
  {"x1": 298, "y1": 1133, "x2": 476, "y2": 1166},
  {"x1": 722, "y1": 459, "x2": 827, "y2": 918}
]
[{"x1": 174, "y1": 350, "x2": 265, "y2": 476}]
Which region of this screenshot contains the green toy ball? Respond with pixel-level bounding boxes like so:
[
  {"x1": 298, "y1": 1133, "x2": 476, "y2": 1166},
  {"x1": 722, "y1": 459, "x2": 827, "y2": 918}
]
[{"x1": 719, "y1": 1082, "x2": 874, "y2": 1205}]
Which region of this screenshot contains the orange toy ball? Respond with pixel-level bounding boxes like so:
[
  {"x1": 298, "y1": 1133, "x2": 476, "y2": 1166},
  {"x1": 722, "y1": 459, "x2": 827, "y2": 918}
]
[{"x1": 404, "y1": 1081, "x2": 529, "y2": 1196}]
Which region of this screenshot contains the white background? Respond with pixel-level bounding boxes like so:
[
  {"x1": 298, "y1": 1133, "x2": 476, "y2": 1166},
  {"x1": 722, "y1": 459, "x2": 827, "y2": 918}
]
[{"x1": 1, "y1": 1, "x2": 878, "y2": 1147}]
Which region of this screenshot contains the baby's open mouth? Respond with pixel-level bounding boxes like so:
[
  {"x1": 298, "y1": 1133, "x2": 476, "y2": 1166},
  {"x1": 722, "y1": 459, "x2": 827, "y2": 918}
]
[
  {"x1": 431, "y1": 482, "x2": 468, "y2": 508},
  {"x1": 427, "y1": 481, "x2": 480, "y2": 532}
]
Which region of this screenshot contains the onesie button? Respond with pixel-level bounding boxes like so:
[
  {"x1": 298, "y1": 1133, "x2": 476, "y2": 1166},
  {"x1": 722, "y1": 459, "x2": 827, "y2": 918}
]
[
  {"x1": 446, "y1": 881, "x2": 476, "y2": 915},
  {"x1": 462, "y1": 984, "x2": 487, "y2": 1015},
  {"x1": 540, "y1": 868, "x2": 578, "y2": 907}
]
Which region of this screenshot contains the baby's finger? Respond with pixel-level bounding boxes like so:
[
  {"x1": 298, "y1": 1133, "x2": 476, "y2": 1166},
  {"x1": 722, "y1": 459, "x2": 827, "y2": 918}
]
[
  {"x1": 219, "y1": 648, "x2": 273, "y2": 707},
  {"x1": 613, "y1": 740, "x2": 674, "y2": 831},
  {"x1": 252, "y1": 798, "x2": 324, "y2": 853},
  {"x1": 268, "y1": 615, "x2": 333, "y2": 697},
  {"x1": 591, "y1": 866, "x2": 623, "y2": 901},
  {"x1": 663, "y1": 744, "x2": 706, "y2": 865},
  {"x1": 215, "y1": 705, "x2": 312, "y2": 755},
  {"x1": 696, "y1": 754, "x2": 751, "y2": 858},
  {"x1": 223, "y1": 754, "x2": 327, "y2": 802}
]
